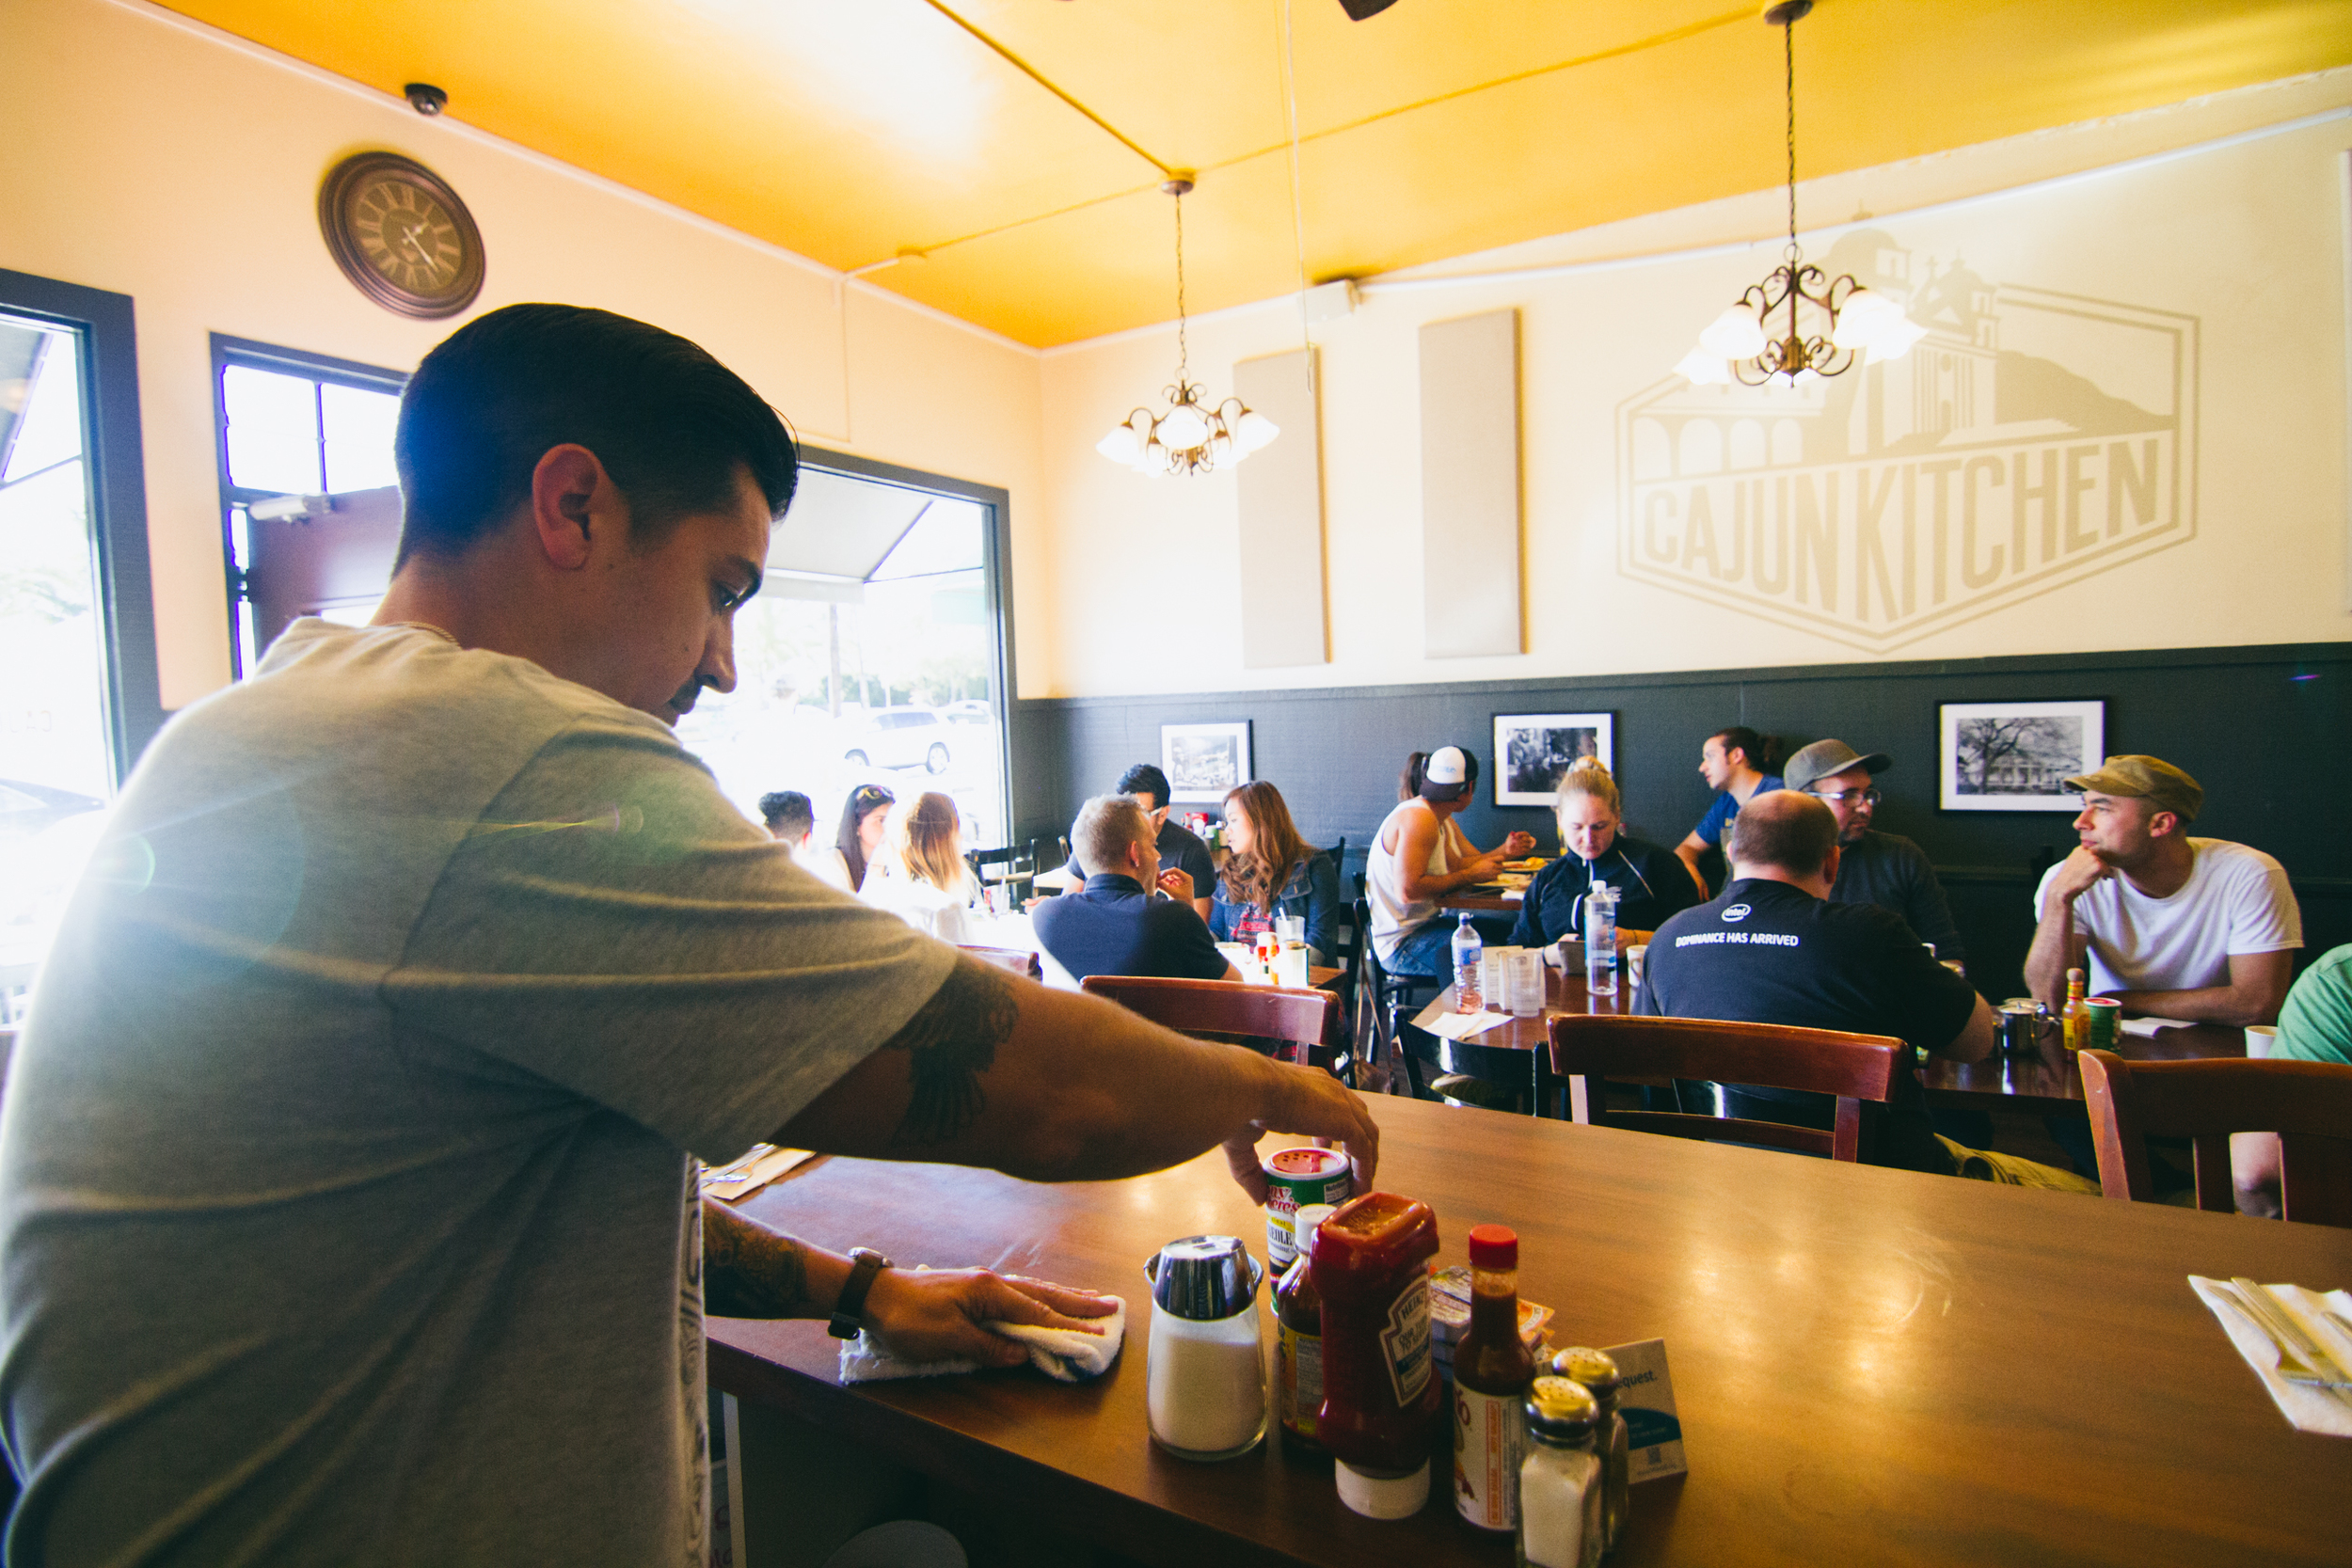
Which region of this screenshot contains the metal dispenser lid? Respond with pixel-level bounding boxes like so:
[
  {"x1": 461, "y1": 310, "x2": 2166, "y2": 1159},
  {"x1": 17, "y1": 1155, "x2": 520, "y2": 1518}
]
[
  {"x1": 1144, "y1": 1234, "x2": 1263, "y2": 1320},
  {"x1": 1551, "y1": 1345, "x2": 1621, "y2": 1395}
]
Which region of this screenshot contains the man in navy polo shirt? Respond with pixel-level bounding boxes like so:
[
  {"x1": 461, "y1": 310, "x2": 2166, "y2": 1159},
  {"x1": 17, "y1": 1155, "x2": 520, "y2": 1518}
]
[
  {"x1": 1035, "y1": 795, "x2": 1244, "y2": 985},
  {"x1": 1640, "y1": 790, "x2": 1996, "y2": 1174}
]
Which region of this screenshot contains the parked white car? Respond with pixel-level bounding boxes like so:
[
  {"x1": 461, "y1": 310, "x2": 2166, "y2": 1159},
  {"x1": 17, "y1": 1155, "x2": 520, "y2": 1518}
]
[{"x1": 841, "y1": 707, "x2": 952, "y2": 773}]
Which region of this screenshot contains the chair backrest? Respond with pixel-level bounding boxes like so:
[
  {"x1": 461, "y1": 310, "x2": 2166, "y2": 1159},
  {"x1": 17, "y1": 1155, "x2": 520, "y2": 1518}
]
[
  {"x1": 966, "y1": 838, "x2": 1042, "y2": 899},
  {"x1": 1546, "y1": 1014, "x2": 1904, "y2": 1162},
  {"x1": 1079, "y1": 974, "x2": 1333, "y2": 1051},
  {"x1": 958, "y1": 944, "x2": 1043, "y2": 981},
  {"x1": 2079, "y1": 1050, "x2": 2352, "y2": 1226}
]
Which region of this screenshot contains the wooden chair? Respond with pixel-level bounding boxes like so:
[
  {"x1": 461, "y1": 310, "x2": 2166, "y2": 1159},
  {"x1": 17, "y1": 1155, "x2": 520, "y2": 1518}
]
[
  {"x1": 1545, "y1": 1014, "x2": 1903, "y2": 1162},
  {"x1": 958, "y1": 944, "x2": 1043, "y2": 981},
  {"x1": 1079, "y1": 975, "x2": 1343, "y2": 1079},
  {"x1": 2079, "y1": 1050, "x2": 2352, "y2": 1226},
  {"x1": 966, "y1": 838, "x2": 1043, "y2": 907},
  {"x1": 1395, "y1": 1008, "x2": 1553, "y2": 1116},
  {"x1": 1329, "y1": 895, "x2": 1368, "y2": 1064}
]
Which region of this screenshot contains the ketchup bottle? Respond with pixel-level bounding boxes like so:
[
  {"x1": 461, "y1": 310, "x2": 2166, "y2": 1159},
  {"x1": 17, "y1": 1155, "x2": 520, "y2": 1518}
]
[{"x1": 1312, "y1": 1191, "x2": 1442, "y2": 1519}]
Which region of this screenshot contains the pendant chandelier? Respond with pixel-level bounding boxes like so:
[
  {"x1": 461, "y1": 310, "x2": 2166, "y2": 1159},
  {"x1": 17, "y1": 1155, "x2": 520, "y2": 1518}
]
[
  {"x1": 1676, "y1": 1, "x2": 1926, "y2": 388},
  {"x1": 1097, "y1": 177, "x2": 1279, "y2": 478}
]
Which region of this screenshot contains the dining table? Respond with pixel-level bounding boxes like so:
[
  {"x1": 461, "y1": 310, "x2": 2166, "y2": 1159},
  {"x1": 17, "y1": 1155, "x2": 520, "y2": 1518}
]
[
  {"x1": 709, "y1": 1092, "x2": 2352, "y2": 1567},
  {"x1": 1405, "y1": 967, "x2": 2249, "y2": 1116}
]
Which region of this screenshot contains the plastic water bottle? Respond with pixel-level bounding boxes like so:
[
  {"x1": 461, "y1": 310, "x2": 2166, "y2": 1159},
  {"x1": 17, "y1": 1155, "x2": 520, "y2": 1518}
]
[
  {"x1": 1584, "y1": 885, "x2": 1619, "y2": 997},
  {"x1": 1451, "y1": 911, "x2": 1484, "y2": 1012}
]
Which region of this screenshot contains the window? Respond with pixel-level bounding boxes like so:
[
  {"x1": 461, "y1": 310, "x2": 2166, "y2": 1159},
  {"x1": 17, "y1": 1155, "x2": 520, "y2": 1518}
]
[
  {"x1": 1, "y1": 268, "x2": 165, "y2": 1003},
  {"x1": 674, "y1": 455, "x2": 1019, "y2": 853},
  {"x1": 212, "y1": 337, "x2": 405, "y2": 677}
]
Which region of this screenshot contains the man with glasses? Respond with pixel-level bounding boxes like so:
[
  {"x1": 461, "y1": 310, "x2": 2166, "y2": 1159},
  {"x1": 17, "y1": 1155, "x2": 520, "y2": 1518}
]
[{"x1": 1783, "y1": 737, "x2": 1964, "y2": 963}]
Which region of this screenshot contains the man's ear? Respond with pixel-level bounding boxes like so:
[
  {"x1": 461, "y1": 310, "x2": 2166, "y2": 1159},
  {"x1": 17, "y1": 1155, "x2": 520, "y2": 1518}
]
[
  {"x1": 1820, "y1": 843, "x2": 1841, "y2": 888},
  {"x1": 529, "y1": 444, "x2": 612, "y2": 571},
  {"x1": 2147, "y1": 809, "x2": 2181, "y2": 840}
]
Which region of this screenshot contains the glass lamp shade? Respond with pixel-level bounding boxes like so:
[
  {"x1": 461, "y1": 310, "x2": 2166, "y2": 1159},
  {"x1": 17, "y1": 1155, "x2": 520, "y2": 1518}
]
[
  {"x1": 1096, "y1": 421, "x2": 1144, "y2": 465},
  {"x1": 1697, "y1": 303, "x2": 1768, "y2": 359},
  {"x1": 1158, "y1": 404, "x2": 1210, "y2": 449},
  {"x1": 1832, "y1": 289, "x2": 1929, "y2": 361},
  {"x1": 1235, "y1": 409, "x2": 1280, "y2": 452},
  {"x1": 1675, "y1": 345, "x2": 1734, "y2": 386}
]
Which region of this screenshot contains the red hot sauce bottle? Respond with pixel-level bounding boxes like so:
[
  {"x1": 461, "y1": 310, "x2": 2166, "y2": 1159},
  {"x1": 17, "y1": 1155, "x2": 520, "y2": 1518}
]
[
  {"x1": 1454, "y1": 1224, "x2": 1537, "y2": 1531},
  {"x1": 1312, "y1": 1191, "x2": 1442, "y2": 1520}
]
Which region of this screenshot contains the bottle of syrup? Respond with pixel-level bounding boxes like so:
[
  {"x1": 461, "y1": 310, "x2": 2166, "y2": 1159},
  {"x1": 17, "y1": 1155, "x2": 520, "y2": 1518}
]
[
  {"x1": 1454, "y1": 1224, "x2": 1537, "y2": 1531},
  {"x1": 1275, "y1": 1203, "x2": 1337, "y2": 1452},
  {"x1": 2062, "y1": 966, "x2": 2090, "y2": 1053}
]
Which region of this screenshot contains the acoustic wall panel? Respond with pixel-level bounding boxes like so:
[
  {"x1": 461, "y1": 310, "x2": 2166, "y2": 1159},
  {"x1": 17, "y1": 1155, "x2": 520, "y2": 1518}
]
[
  {"x1": 1232, "y1": 347, "x2": 1327, "y2": 668},
  {"x1": 1419, "y1": 309, "x2": 1522, "y2": 657}
]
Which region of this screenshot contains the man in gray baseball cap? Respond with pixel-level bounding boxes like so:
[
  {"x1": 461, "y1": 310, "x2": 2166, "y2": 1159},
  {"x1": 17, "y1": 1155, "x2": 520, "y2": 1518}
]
[
  {"x1": 2025, "y1": 754, "x2": 2300, "y2": 1025},
  {"x1": 1783, "y1": 738, "x2": 1963, "y2": 962}
]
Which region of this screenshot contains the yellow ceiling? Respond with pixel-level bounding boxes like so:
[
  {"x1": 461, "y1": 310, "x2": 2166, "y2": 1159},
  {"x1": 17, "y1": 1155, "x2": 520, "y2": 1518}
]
[{"x1": 162, "y1": 0, "x2": 2352, "y2": 347}]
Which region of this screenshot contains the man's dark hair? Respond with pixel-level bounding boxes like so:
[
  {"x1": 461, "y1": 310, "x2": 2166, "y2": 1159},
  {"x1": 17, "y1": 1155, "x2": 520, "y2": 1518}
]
[
  {"x1": 1725, "y1": 791, "x2": 1837, "y2": 878},
  {"x1": 1116, "y1": 764, "x2": 1172, "y2": 812},
  {"x1": 1709, "y1": 725, "x2": 1777, "y2": 770},
  {"x1": 391, "y1": 303, "x2": 800, "y2": 568},
  {"x1": 758, "y1": 790, "x2": 813, "y2": 838}
]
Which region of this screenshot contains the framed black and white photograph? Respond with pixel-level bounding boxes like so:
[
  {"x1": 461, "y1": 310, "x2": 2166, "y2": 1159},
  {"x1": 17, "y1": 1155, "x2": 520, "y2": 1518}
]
[
  {"x1": 1493, "y1": 712, "x2": 1615, "y2": 807},
  {"x1": 1939, "y1": 700, "x2": 2105, "y2": 811},
  {"x1": 1161, "y1": 721, "x2": 1252, "y2": 803}
]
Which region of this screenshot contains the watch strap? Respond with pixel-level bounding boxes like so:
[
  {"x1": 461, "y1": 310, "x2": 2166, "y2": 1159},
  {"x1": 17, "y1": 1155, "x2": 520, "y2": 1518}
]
[{"x1": 827, "y1": 1247, "x2": 891, "y2": 1339}]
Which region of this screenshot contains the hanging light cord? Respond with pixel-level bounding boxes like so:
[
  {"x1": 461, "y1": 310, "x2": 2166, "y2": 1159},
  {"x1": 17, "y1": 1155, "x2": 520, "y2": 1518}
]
[
  {"x1": 1783, "y1": 13, "x2": 1800, "y2": 261},
  {"x1": 1173, "y1": 189, "x2": 1189, "y2": 383}
]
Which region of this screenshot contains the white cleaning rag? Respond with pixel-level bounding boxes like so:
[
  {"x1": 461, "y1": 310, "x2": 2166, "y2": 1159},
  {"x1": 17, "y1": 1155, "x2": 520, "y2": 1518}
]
[{"x1": 838, "y1": 1290, "x2": 1127, "y2": 1385}]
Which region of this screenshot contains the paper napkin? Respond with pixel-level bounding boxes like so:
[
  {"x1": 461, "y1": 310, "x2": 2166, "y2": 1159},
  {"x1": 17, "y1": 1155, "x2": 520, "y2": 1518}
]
[
  {"x1": 2188, "y1": 1275, "x2": 2352, "y2": 1436},
  {"x1": 700, "y1": 1147, "x2": 814, "y2": 1202},
  {"x1": 1424, "y1": 1009, "x2": 1519, "y2": 1041},
  {"x1": 839, "y1": 1290, "x2": 1126, "y2": 1385}
]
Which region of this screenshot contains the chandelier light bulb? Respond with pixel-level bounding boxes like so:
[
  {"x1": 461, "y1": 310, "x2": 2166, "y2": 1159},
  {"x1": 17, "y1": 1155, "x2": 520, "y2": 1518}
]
[
  {"x1": 1235, "y1": 410, "x2": 1281, "y2": 452},
  {"x1": 1698, "y1": 304, "x2": 1768, "y2": 360},
  {"x1": 1157, "y1": 403, "x2": 1210, "y2": 449},
  {"x1": 1095, "y1": 420, "x2": 1144, "y2": 465},
  {"x1": 1675, "y1": 346, "x2": 1735, "y2": 387}
]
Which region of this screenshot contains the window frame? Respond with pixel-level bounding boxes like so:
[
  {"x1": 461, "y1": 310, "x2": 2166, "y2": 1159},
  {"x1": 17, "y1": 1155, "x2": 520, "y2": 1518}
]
[
  {"x1": 796, "y1": 447, "x2": 1022, "y2": 844},
  {"x1": 0, "y1": 267, "x2": 166, "y2": 786},
  {"x1": 209, "y1": 334, "x2": 406, "y2": 680}
]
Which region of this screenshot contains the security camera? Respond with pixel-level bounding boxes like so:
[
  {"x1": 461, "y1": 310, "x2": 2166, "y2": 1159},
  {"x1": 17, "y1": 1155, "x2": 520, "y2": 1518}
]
[{"x1": 404, "y1": 83, "x2": 448, "y2": 117}]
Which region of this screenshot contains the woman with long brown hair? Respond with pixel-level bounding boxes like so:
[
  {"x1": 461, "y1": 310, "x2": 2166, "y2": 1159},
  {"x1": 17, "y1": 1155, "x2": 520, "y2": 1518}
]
[
  {"x1": 859, "y1": 791, "x2": 978, "y2": 943},
  {"x1": 1208, "y1": 781, "x2": 1343, "y2": 966}
]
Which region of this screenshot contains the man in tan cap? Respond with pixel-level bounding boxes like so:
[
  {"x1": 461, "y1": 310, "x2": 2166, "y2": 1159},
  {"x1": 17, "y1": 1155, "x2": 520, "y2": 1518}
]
[
  {"x1": 1783, "y1": 737, "x2": 1963, "y2": 962},
  {"x1": 2026, "y1": 755, "x2": 2299, "y2": 1025}
]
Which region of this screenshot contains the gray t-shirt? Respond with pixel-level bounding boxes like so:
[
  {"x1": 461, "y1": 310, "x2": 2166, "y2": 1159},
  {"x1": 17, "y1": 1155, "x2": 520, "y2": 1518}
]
[{"x1": 0, "y1": 622, "x2": 954, "y2": 1566}]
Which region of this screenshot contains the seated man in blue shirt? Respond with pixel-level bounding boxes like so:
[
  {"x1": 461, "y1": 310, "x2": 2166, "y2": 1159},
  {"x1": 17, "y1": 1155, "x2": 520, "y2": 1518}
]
[{"x1": 1034, "y1": 795, "x2": 1244, "y2": 985}]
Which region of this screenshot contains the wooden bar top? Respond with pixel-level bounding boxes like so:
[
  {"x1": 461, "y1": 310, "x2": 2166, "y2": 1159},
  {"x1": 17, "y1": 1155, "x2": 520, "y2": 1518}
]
[{"x1": 709, "y1": 1094, "x2": 2352, "y2": 1566}]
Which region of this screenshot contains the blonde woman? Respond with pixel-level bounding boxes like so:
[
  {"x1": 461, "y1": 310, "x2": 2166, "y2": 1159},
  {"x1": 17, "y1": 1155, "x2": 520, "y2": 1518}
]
[
  {"x1": 1209, "y1": 781, "x2": 1342, "y2": 967},
  {"x1": 1509, "y1": 759, "x2": 1698, "y2": 949},
  {"x1": 859, "y1": 791, "x2": 977, "y2": 944}
]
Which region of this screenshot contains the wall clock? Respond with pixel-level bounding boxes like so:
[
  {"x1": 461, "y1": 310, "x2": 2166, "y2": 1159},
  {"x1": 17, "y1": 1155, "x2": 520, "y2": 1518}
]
[{"x1": 317, "y1": 151, "x2": 485, "y2": 320}]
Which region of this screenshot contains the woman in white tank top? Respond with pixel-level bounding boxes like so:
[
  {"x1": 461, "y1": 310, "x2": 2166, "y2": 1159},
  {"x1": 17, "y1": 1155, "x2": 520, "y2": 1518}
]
[{"x1": 1366, "y1": 747, "x2": 1535, "y2": 975}]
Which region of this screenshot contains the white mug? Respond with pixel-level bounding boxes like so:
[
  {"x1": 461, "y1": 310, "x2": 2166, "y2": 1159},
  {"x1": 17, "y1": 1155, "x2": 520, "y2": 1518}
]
[{"x1": 2245, "y1": 1025, "x2": 2278, "y2": 1060}]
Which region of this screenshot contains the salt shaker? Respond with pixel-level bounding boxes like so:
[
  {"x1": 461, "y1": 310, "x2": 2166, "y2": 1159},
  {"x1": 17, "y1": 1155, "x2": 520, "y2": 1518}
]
[{"x1": 1142, "y1": 1235, "x2": 1266, "y2": 1461}]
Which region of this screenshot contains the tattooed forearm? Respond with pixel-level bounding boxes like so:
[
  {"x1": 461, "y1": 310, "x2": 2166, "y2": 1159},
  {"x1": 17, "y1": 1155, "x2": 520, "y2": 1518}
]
[
  {"x1": 882, "y1": 954, "x2": 1017, "y2": 1147},
  {"x1": 702, "y1": 1198, "x2": 813, "y2": 1319}
]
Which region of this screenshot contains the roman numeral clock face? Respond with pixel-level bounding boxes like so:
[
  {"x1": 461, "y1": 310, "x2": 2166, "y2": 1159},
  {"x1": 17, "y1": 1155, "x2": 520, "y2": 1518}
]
[{"x1": 318, "y1": 152, "x2": 485, "y2": 319}]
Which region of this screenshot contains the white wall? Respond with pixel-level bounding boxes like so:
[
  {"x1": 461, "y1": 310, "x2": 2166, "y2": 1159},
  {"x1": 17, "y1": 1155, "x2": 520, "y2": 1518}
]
[
  {"x1": 0, "y1": 0, "x2": 1047, "y2": 707},
  {"x1": 1039, "y1": 71, "x2": 2352, "y2": 697}
]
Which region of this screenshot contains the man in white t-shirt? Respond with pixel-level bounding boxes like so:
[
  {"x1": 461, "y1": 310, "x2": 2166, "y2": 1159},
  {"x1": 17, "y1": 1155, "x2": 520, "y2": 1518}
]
[
  {"x1": 2026, "y1": 754, "x2": 2299, "y2": 1026},
  {"x1": 0, "y1": 304, "x2": 1377, "y2": 1566}
]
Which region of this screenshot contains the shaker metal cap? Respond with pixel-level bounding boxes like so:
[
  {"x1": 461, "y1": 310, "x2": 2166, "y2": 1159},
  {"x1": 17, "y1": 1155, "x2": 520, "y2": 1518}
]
[
  {"x1": 1551, "y1": 1345, "x2": 1621, "y2": 1394},
  {"x1": 1145, "y1": 1234, "x2": 1263, "y2": 1320}
]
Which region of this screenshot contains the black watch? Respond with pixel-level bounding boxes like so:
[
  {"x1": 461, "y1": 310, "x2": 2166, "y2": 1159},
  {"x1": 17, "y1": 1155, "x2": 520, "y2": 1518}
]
[{"x1": 827, "y1": 1247, "x2": 893, "y2": 1339}]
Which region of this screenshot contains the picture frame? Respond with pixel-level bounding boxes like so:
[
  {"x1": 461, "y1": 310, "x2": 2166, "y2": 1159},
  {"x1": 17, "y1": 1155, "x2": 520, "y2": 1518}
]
[
  {"x1": 1493, "y1": 712, "x2": 1615, "y2": 807},
  {"x1": 1161, "y1": 721, "x2": 1253, "y2": 804},
  {"x1": 1938, "y1": 700, "x2": 2106, "y2": 812}
]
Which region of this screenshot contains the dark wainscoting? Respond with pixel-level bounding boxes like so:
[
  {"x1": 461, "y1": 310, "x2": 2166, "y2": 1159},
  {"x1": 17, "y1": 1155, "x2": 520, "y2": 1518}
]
[{"x1": 1011, "y1": 641, "x2": 2350, "y2": 1002}]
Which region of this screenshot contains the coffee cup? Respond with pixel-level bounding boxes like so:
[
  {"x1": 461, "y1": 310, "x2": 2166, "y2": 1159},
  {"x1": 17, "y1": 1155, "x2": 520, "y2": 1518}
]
[{"x1": 2245, "y1": 1024, "x2": 2278, "y2": 1060}]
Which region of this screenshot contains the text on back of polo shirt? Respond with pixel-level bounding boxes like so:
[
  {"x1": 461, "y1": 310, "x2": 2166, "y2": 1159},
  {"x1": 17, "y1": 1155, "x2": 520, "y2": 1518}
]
[{"x1": 1675, "y1": 932, "x2": 1802, "y2": 947}]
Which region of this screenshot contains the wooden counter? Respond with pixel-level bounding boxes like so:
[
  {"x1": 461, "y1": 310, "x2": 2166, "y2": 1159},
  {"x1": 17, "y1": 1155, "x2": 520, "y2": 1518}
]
[{"x1": 710, "y1": 1094, "x2": 2351, "y2": 1565}]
